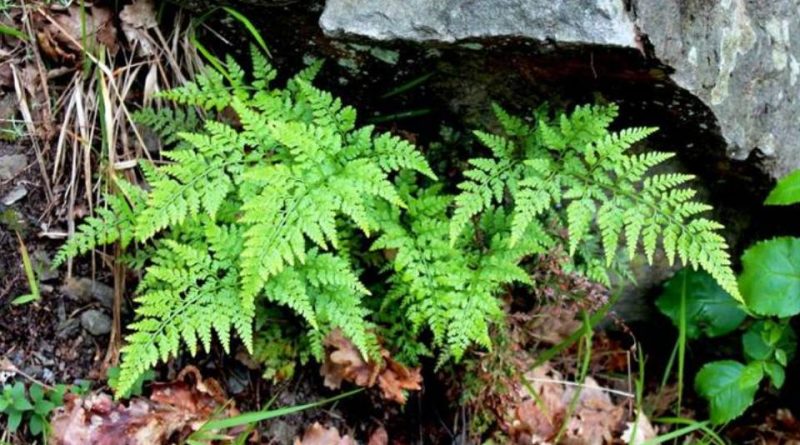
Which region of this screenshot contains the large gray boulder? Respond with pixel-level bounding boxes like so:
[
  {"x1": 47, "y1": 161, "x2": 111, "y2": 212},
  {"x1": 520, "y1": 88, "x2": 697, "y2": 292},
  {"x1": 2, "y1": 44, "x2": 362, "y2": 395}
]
[
  {"x1": 320, "y1": 0, "x2": 638, "y2": 47},
  {"x1": 320, "y1": 0, "x2": 800, "y2": 178}
]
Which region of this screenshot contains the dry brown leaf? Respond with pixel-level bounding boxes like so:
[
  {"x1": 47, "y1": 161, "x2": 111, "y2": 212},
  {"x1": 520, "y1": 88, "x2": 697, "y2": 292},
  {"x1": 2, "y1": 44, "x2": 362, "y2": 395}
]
[
  {"x1": 35, "y1": 5, "x2": 117, "y2": 64},
  {"x1": 529, "y1": 306, "x2": 582, "y2": 345},
  {"x1": 367, "y1": 425, "x2": 389, "y2": 445},
  {"x1": 119, "y1": 0, "x2": 157, "y2": 56},
  {"x1": 321, "y1": 329, "x2": 381, "y2": 389},
  {"x1": 50, "y1": 366, "x2": 236, "y2": 445},
  {"x1": 377, "y1": 357, "x2": 422, "y2": 404},
  {"x1": 507, "y1": 364, "x2": 629, "y2": 445},
  {"x1": 562, "y1": 377, "x2": 625, "y2": 445},
  {"x1": 621, "y1": 411, "x2": 657, "y2": 444},
  {"x1": 294, "y1": 422, "x2": 355, "y2": 445},
  {"x1": 509, "y1": 364, "x2": 565, "y2": 444},
  {"x1": 320, "y1": 330, "x2": 422, "y2": 404}
]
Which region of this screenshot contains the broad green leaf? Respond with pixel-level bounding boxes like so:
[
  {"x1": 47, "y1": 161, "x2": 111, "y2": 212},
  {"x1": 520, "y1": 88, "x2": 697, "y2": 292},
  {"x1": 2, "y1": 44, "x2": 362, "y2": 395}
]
[
  {"x1": 29, "y1": 384, "x2": 44, "y2": 403},
  {"x1": 739, "y1": 237, "x2": 800, "y2": 317},
  {"x1": 29, "y1": 413, "x2": 43, "y2": 436},
  {"x1": 695, "y1": 360, "x2": 760, "y2": 425},
  {"x1": 742, "y1": 320, "x2": 796, "y2": 363},
  {"x1": 7, "y1": 409, "x2": 22, "y2": 432},
  {"x1": 764, "y1": 362, "x2": 786, "y2": 389},
  {"x1": 655, "y1": 269, "x2": 746, "y2": 339},
  {"x1": 765, "y1": 169, "x2": 800, "y2": 205}
]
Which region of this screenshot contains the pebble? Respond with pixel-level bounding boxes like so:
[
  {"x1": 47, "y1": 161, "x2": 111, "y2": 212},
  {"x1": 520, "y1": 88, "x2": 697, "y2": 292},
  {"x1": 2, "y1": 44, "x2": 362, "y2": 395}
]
[
  {"x1": 0, "y1": 154, "x2": 27, "y2": 181},
  {"x1": 1, "y1": 184, "x2": 27, "y2": 206},
  {"x1": 56, "y1": 318, "x2": 80, "y2": 339},
  {"x1": 80, "y1": 309, "x2": 112, "y2": 336},
  {"x1": 61, "y1": 277, "x2": 115, "y2": 309}
]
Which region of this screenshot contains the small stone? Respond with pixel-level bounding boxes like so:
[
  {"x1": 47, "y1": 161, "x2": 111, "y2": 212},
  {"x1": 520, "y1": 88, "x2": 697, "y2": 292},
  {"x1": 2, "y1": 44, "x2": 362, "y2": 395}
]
[
  {"x1": 80, "y1": 309, "x2": 112, "y2": 336},
  {"x1": 56, "y1": 318, "x2": 80, "y2": 339},
  {"x1": 61, "y1": 277, "x2": 114, "y2": 309},
  {"x1": 225, "y1": 368, "x2": 249, "y2": 395},
  {"x1": 41, "y1": 368, "x2": 55, "y2": 384},
  {"x1": 1, "y1": 185, "x2": 27, "y2": 206},
  {"x1": 0, "y1": 154, "x2": 27, "y2": 181}
]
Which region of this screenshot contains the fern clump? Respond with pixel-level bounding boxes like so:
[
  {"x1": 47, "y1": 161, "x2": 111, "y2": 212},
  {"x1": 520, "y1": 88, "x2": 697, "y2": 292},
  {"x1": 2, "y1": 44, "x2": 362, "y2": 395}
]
[
  {"x1": 55, "y1": 45, "x2": 741, "y2": 395},
  {"x1": 450, "y1": 103, "x2": 741, "y2": 301},
  {"x1": 55, "y1": 47, "x2": 434, "y2": 397}
]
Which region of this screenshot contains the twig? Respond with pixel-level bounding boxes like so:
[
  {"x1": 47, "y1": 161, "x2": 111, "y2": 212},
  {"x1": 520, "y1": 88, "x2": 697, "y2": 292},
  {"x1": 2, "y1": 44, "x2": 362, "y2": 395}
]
[
  {"x1": 0, "y1": 357, "x2": 55, "y2": 391},
  {"x1": 524, "y1": 377, "x2": 634, "y2": 399}
]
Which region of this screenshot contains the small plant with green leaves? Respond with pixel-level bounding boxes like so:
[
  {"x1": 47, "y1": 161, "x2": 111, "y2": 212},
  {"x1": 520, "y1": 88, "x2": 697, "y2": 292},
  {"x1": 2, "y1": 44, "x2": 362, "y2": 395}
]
[
  {"x1": 0, "y1": 381, "x2": 87, "y2": 439},
  {"x1": 659, "y1": 169, "x2": 800, "y2": 425},
  {"x1": 449, "y1": 103, "x2": 741, "y2": 299},
  {"x1": 55, "y1": 46, "x2": 435, "y2": 398}
]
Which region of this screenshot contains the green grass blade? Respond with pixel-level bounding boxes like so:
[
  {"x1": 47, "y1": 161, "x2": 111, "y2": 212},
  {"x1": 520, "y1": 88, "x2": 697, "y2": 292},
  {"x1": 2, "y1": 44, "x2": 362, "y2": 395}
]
[
  {"x1": 15, "y1": 231, "x2": 39, "y2": 304},
  {"x1": 198, "y1": 388, "x2": 363, "y2": 431},
  {"x1": 381, "y1": 71, "x2": 435, "y2": 99},
  {"x1": 221, "y1": 7, "x2": 270, "y2": 56},
  {"x1": 0, "y1": 24, "x2": 27, "y2": 41}
]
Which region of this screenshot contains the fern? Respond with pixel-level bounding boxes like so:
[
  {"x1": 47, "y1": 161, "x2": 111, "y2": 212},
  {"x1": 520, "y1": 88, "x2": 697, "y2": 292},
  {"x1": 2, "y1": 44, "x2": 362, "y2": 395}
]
[
  {"x1": 56, "y1": 44, "x2": 741, "y2": 395},
  {"x1": 373, "y1": 178, "x2": 551, "y2": 363},
  {"x1": 450, "y1": 104, "x2": 741, "y2": 302},
  {"x1": 53, "y1": 179, "x2": 144, "y2": 267},
  {"x1": 56, "y1": 46, "x2": 433, "y2": 397}
]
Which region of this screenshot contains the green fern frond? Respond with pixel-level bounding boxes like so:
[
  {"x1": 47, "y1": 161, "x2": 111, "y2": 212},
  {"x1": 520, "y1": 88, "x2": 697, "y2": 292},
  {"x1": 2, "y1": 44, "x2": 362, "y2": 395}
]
[
  {"x1": 453, "y1": 103, "x2": 742, "y2": 302},
  {"x1": 53, "y1": 181, "x2": 144, "y2": 267},
  {"x1": 135, "y1": 121, "x2": 244, "y2": 241},
  {"x1": 115, "y1": 240, "x2": 252, "y2": 397}
]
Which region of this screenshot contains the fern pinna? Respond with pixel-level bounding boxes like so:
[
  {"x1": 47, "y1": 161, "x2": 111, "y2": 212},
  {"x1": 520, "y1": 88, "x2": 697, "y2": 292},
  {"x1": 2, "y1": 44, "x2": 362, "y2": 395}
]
[
  {"x1": 450, "y1": 103, "x2": 741, "y2": 301},
  {"x1": 55, "y1": 48, "x2": 434, "y2": 397}
]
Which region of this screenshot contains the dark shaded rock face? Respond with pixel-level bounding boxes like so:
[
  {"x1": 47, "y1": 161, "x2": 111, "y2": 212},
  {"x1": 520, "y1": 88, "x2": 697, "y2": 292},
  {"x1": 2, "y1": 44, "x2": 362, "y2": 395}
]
[{"x1": 321, "y1": 0, "x2": 800, "y2": 179}]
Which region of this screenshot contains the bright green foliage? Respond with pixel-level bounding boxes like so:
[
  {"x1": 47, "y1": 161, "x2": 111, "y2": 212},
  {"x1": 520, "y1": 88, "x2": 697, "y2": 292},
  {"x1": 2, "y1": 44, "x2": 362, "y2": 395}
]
[
  {"x1": 742, "y1": 320, "x2": 796, "y2": 367},
  {"x1": 695, "y1": 361, "x2": 761, "y2": 425},
  {"x1": 687, "y1": 173, "x2": 800, "y2": 425},
  {"x1": 451, "y1": 104, "x2": 740, "y2": 299},
  {"x1": 739, "y1": 237, "x2": 800, "y2": 317},
  {"x1": 52, "y1": 184, "x2": 144, "y2": 267},
  {"x1": 656, "y1": 269, "x2": 746, "y2": 339},
  {"x1": 57, "y1": 46, "x2": 741, "y2": 399},
  {"x1": 107, "y1": 367, "x2": 156, "y2": 398},
  {"x1": 373, "y1": 178, "x2": 551, "y2": 363},
  {"x1": 55, "y1": 46, "x2": 433, "y2": 397},
  {"x1": 249, "y1": 307, "x2": 311, "y2": 383},
  {"x1": 695, "y1": 319, "x2": 795, "y2": 425},
  {"x1": 764, "y1": 168, "x2": 800, "y2": 205},
  {"x1": 0, "y1": 381, "x2": 86, "y2": 438}
]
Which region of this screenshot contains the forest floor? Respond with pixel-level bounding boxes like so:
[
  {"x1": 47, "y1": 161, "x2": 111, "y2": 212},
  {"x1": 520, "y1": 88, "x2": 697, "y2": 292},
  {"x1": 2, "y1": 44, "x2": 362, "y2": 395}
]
[{"x1": 2, "y1": 1, "x2": 800, "y2": 444}]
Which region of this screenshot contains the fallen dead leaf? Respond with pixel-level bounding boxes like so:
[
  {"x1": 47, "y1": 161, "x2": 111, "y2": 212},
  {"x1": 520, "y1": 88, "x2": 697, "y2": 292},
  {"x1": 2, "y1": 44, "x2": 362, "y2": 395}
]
[
  {"x1": 562, "y1": 377, "x2": 625, "y2": 445},
  {"x1": 529, "y1": 306, "x2": 582, "y2": 345},
  {"x1": 509, "y1": 364, "x2": 565, "y2": 444},
  {"x1": 322, "y1": 329, "x2": 381, "y2": 389},
  {"x1": 50, "y1": 366, "x2": 236, "y2": 445},
  {"x1": 294, "y1": 422, "x2": 355, "y2": 445},
  {"x1": 34, "y1": 5, "x2": 117, "y2": 65},
  {"x1": 621, "y1": 411, "x2": 657, "y2": 444},
  {"x1": 367, "y1": 425, "x2": 389, "y2": 445},
  {"x1": 377, "y1": 357, "x2": 422, "y2": 404},
  {"x1": 507, "y1": 364, "x2": 628, "y2": 445},
  {"x1": 320, "y1": 330, "x2": 422, "y2": 404},
  {"x1": 119, "y1": 0, "x2": 157, "y2": 56}
]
